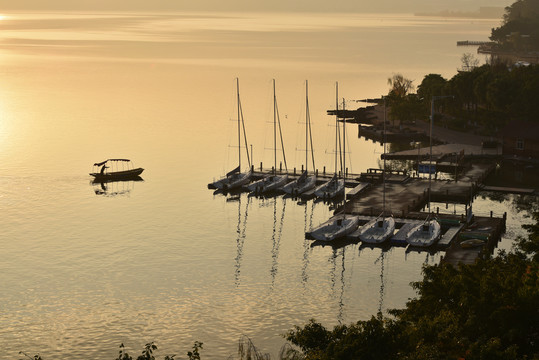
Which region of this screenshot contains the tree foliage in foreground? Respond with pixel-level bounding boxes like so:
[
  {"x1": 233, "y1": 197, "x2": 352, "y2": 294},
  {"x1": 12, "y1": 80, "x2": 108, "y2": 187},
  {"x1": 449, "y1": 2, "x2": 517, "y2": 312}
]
[{"x1": 286, "y1": 213, "x2": 539, "y2": 360}]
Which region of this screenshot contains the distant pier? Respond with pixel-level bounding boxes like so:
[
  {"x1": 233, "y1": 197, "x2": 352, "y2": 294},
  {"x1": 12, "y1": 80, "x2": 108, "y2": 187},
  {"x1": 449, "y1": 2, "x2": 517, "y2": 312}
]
[{"x1": 457, "y1": 40, "x2": 493, "y2": 46}]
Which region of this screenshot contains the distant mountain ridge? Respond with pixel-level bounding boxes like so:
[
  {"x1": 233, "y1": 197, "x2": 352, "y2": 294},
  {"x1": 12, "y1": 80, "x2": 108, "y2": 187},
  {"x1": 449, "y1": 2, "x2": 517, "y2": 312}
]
[
  {"x1": 0, "y1": 0, "x2": 514, "y2": 13},
  {"x1": 415, "y1": 7, "x2": 505, "y2": 19}
]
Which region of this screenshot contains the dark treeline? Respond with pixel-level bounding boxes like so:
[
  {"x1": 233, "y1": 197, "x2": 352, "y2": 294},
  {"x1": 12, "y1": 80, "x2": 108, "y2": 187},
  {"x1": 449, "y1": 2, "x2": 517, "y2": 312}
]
[
  {"x1": 490, "y1": 0, "x2": 539, "y2": 52},
  {"x1": 285, "y1": 213, "x2": 539, "y2": 360},
  {"x1": 385, "y1": 62, "x2": 539, "y2": 136},
  {"x1": 387, "y1": 0, "x2": 539, "y2": 134}
]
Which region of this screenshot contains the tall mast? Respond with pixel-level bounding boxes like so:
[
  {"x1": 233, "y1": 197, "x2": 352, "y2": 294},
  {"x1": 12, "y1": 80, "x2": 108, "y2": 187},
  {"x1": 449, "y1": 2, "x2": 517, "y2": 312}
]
[
  {"x1": 307, "y1": 82, "x2": 315, "y2": 172},
  {"x1": 273, "y1": 79, "x2": 277, "y2": 174},
  {"x1": 383, "y1": 97, "x2": 387, "y2": 216},
  {"x1": 342, "y1": 97, "x2": 346, "y2": 178},
  {"x1": 343, "y1": 96, "x2": 346, "y2": 216},
  {"x1": 335, "y1": 82, "x2": 339, "y2": 174},
  {"x1": 237, "y1": 78, "x2": 241, "y2": 170},
  {"x1": 305, "y1": 80, "x2": 309, "y2": 172},
  {"x1": 429, "y1": 98, "x2": 434, "y2": 214}
]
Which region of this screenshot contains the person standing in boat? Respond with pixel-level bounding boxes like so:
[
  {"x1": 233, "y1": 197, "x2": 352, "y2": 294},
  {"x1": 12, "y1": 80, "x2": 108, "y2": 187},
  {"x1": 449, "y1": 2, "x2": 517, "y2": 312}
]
[{"x1": 100, "y1": 163, "x2": 109, "y2": 175}]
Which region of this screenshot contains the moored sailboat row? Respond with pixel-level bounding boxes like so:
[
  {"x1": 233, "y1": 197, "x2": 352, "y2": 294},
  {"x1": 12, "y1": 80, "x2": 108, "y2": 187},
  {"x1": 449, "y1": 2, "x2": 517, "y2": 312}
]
[
  {"x1": 208, "y1": 79, "x2": 446, "y2": 247},
  {"x1": 208, "y1": 78, "x2": 344, "y2": 200}
]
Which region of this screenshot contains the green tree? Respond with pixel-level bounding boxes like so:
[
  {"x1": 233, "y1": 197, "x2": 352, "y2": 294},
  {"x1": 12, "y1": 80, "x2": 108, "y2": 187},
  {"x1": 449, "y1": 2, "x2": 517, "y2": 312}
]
[
  {"x1": 284, "y1": 213, "x2": 539, "y2": 360},
  {"x1": 386, "y1": 74, "x2": 417, "y2": 126}
]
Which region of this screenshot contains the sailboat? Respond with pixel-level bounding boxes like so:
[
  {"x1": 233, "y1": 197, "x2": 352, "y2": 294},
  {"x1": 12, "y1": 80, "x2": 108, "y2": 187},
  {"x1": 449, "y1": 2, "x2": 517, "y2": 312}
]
[
  {"x1": 313, "y1": 83, "x2": 345, "y2": 200},
  {"x1": 282, "y1": 80, "x2": 317, "y2": 196},
  {"x1": 309, "y1": 83, "x2": 359, "y2": 242},
  {"x1": 247, "y1": 79, "x2": 288, "y2": 194},
  {"x1": 406, "y1": 97, "x2": 442, "y2": 247},
  {"x1": 210, "y1": 78, "x2": 252, "y2": 191},
  {"x1": 406, "y1": 217, "x2": 441, "y2": 247},
  {"x1": 358, "y1": 97, "x2": 395, "y2": 244}
]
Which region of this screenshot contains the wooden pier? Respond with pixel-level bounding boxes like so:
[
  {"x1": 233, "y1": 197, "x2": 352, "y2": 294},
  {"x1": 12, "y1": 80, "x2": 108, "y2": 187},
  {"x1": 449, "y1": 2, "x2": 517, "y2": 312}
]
[
  {"x1": 358, "y1": 124, "x2": 429, "y2": 143},
  {"x1": 441, "y1": 213, "x2": 506, "y2": 266},
  {"x1": 457, "y1": 40, "x2": 493, "y2": 46},
  {"x1": 308, "y1": 212, "x2": 467, "y2": 251},
  {"x1": 209, "y1": 154, "x2": 509, "y2": 259}
]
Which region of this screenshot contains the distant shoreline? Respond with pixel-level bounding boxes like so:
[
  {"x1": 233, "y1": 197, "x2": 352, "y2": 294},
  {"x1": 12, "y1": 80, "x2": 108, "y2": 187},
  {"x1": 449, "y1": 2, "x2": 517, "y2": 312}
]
[{"x1": 415, "y1": 6, "x2": 504, "y2": 20}]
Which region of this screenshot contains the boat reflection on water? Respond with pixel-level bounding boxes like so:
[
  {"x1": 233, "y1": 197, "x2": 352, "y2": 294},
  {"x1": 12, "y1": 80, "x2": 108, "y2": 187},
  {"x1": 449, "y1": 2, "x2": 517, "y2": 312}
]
[{"x1": 91, "y1": 176, "x2": 144, "y2": 197}]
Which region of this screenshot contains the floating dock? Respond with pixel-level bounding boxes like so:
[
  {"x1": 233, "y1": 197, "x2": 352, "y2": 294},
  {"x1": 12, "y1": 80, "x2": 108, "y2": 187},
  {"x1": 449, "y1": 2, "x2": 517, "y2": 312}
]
[
  {"x1": 210, "y1": 154, "x2": 510, "y2": 262},
  {"x1": 441, "y1": 213, "x2": 506, "y2": 266}
]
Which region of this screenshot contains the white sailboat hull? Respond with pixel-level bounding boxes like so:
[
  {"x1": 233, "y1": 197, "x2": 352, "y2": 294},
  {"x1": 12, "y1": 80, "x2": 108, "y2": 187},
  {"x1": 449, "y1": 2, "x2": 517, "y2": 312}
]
[
  {"x1": 358, "y1": 216, "x2": 395, "y2": 244},
  {"x1": 310, "y1": 216, "x2": 359, "y2": 242},
  {"x1": 213, "y1": 171, "x2": 252, "y2": 190},
  {"x1": 314, "y1": 177, "x2": 344, "y2": 199},
  {"x1": 248, "y1": 174, "x2": 288, "y2": 193},
  {"x1": 282, "y1": 175, "x2": 316, "y2": 195},
  {"x1": 406, "y1": 219, "x2": 441, "y2": 247}
]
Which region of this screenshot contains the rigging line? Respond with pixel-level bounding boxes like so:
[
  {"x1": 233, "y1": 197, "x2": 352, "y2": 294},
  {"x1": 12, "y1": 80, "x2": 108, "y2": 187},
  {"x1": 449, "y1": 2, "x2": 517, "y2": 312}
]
[
  {"x1": 238, "y1": 95, "x2": 251, "y2": 168},
  {"x1": 306, "y1": 81, "x2": 316, "y2": 172},
  {"x1": 337, "y1": 118, "x2": 343, "y2": 175},
  {"x1": 275, "y1": 92, "x2": 288, "y2": 173},
  {"x1": 344, "y1": 122, "x2": 353, "y2": 174},
  {"x1": 335, "y1": 82, "x2": 339, "y2": 174}
]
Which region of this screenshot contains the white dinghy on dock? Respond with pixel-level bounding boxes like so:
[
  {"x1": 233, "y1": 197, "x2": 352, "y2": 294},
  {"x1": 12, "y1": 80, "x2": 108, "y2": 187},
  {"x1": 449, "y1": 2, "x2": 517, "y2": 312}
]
[
  {"x1": 309, "y1": 214, "x2": 359, "y2": 242},
  {"x1": 358, "y1": 215, "x2": 395, "y2": 244},
  {"x1": 357, "y1": 97, "x2": 395, "y2": 244},
  {"x1": 307, "y1": 82, "x2": 359, "y2": 242},
  {"x1": 406, "y1": 218, "x2": 441, "y2": 247}
]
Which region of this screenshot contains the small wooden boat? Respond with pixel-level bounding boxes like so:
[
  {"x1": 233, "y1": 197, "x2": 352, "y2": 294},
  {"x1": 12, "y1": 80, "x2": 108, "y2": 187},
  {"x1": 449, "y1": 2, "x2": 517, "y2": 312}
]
[{"x1": 90, "y1": 159, "x2": 144, "y2": 181}]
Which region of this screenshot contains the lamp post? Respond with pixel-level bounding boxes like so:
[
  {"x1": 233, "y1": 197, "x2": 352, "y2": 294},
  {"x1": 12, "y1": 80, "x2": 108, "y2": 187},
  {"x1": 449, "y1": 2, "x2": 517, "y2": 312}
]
[{"x1": 411, "y1": 141, "x2": 421, "y2": 177}]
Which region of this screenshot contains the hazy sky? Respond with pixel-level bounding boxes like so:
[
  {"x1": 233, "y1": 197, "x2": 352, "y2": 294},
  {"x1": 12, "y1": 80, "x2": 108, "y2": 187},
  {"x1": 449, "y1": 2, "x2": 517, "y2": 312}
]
[{"x1": 0, "y1": 0, "x2": 513, "y2": 13}]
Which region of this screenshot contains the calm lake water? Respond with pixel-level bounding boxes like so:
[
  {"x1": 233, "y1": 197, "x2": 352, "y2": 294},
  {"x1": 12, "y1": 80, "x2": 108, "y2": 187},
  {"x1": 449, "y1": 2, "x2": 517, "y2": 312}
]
[{"x1": 0, "y1": 11, "x2": 535, "y2": 359}]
